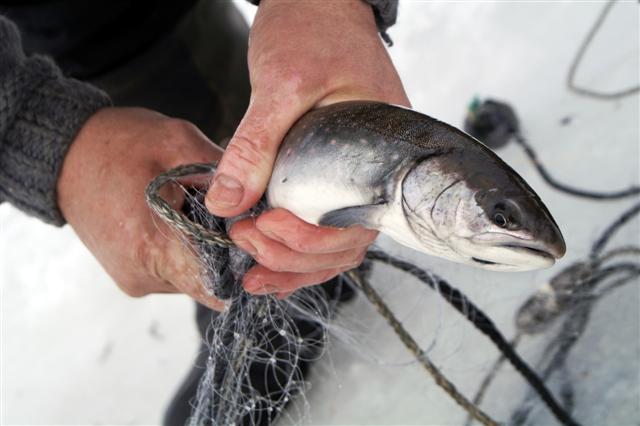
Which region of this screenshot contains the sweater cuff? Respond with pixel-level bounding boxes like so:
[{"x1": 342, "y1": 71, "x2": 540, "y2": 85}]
[
  {"x1": 0, "y1": 54, "x2": 111, "y2": 226},
  {"x1": 364, "y1": 0, "x2": 398, "y2": 46}
]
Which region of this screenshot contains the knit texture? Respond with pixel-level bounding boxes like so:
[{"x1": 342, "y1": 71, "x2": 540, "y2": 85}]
[{"x1": 0, "y1": 16, "x2": 111, "y2": 225}]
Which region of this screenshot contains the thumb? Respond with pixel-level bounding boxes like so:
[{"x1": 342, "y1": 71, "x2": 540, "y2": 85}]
[{"x1": 205, "y1": 95, "x2": 307, "y2": 217}]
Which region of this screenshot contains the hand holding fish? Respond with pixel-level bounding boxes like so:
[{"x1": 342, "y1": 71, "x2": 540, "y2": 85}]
[{"x1": 206, "y1": 0, "x2": 410, "y2": 296}]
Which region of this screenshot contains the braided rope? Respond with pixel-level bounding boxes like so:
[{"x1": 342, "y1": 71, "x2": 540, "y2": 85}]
[
  {"x1": 344, "y1": 269, "x2": 499, "y2": 426},
  {"x1": 145, "y1": 163, "x2": 234, "y2": 247}
]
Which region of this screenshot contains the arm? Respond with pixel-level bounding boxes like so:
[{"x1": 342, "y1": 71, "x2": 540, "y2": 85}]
[
  {"x1": 0, "y1": 16, "x2": 110, "y2": 224},
  {"x1": 1, "y1": 16, "x2": 226, "y2": 311},
  {"x1": 207, "y1": 0, "x2": 409, "y2": 297}
]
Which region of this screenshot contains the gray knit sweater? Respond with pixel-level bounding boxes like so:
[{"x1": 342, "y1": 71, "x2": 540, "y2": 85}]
[
  {"x1": 0, "y1": 16, "x2": 111, "y2": 225},
  {"x1": 0, "y1": 0, "x2": 397, "y2": 227}
]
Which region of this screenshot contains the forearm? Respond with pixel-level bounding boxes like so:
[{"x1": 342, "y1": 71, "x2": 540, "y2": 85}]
[{"x1": 0, "y1": 16, "x2": 111, "y2": 225}]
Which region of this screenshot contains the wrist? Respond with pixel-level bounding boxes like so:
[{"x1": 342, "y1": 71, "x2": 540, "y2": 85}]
[
  {"x1": 259, "y1": 0, "x2": 378, "y2": 31},
  {"x1": 252, "y1": 0, "x2": 395, "y2": 45},
  {"x1": 57, "y1": 107, "x2": 114, "y2": 223}
]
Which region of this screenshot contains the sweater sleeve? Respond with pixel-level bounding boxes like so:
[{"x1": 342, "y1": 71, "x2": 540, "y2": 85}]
[{"x1": 0, "y1": 16, "x2": 111, "y2": 226}]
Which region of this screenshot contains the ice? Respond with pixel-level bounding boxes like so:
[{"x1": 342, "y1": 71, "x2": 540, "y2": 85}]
[{"x1": 1, "y1": 1, "x2": 638, "y2": 425}]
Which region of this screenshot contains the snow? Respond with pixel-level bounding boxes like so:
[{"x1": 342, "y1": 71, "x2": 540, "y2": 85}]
[{"x1": 2, "y1": 1, "x2": 638, "y2": 425}]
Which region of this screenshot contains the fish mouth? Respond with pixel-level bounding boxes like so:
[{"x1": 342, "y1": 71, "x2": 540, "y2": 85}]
[
  {"x1": 500, "y1": 244, "x2": 556, "y2": 261},
  {"x1": 471, "y1": 257, "x2": 501, "y2": 266},
  {"x1": 468, "y1": 243, "x2": 556, "y2": 270}
]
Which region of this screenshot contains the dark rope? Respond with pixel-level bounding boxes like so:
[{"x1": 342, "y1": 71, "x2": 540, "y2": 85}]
[
  {"x1": 344, "y1": 269, "x2": 498, "y2": 426},
  {"x1": 567, "y1": 0, "x2": 640, "y2": 100},
  {"x1": 464, "y1": 334, "x2": 522, "y2": 426},
  {"x1": 468, "y1": 202, "x2": 640, "y2": 425},
  {"x1": 365, "y1": 250, "x2": 581, "y2": 426},
  {"x1": 464, "y1": 99, "x2": 640, "y2": 200},
  {"x1": 513, "y1": 133, "x2": 640, "y2": 200},
  {"x1": 591, "y1": 202, "x2": 640, "y2": 260}
]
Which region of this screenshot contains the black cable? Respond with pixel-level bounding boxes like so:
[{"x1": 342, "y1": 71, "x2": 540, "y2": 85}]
[
  {"x1": 464, "y1": 99, "x2": 640, "y2": 200},
  {"x1": 567, "y1": 0, "x2": 640, "y2": 100},
  {"x1": 510, "y1": 264, "x2": 640, "y2": 425},
  {"x1": 366, "y1": 249, "x2": 581, "y2": 426},
  {"x1": 513, "y1": 133, "x2": 640, "y2": 200},
  {"x1": 466, "y1": 202, "x2": 640, "y2": 425},
  {"x1": 591, "y1": 202, "x2": 640, "y2": 259}
]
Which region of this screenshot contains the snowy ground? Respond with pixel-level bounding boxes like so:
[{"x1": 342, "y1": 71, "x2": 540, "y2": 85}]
[{"x1": 2, "y1": 1, "x2": 639, "y2": 425}]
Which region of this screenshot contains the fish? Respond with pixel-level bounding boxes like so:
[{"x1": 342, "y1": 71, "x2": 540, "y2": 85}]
[{"x1": 267, "y1": 101, "x2": 566, "y2": 272}]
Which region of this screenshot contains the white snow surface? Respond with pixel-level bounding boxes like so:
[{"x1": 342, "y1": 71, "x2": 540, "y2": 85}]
[{"x1": 2, "y1": 1, "x2": 639, "y2": 425}]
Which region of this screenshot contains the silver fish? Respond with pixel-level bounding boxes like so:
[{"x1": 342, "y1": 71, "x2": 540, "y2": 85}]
[{"x1": 267, "y1": 101, "x2": 565, "y2": 271}]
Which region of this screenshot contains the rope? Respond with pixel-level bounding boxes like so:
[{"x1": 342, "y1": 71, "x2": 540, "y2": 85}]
[
  {"x1": 145, "y1": 163, "x2": 582, "y2": 426},
  {"x1": 590, "y1": 202, "x2": 640, "y2": 260},
  {"x1": 145, "y1": 163, "x2": 234, "y2": 247},
  {"x1": 466, "y1": 203, "x2": 640, "y2": 425},
  {"x1": 567, "y1": 0, "x2": 639, "y2": 100},
  {"x1": 364, "y1": 250, "x2": 580, "y2": 426},
  {"x1": 343, "y1": 269, "x2": 498, "y2": 426},
  {"x1": 513, "y1": 134, "x2": 640, "y2": 200}
]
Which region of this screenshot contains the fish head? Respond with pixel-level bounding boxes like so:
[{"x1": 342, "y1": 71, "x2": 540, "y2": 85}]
[{"x1": 402, "y1": 149, "x2": 565, "y2": 271}]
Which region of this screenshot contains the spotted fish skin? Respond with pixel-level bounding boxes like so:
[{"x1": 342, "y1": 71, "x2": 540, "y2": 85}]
[
  {"x1": 267, "y1": 101, "x2": 565, "y2": 271},
  {"x1": 268, "y1": 102, "x2": 427, "y2": 225}
]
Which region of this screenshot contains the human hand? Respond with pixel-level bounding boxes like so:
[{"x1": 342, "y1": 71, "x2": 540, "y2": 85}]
[
  {"x1": 205, "y1": 0, "x2": 409, "y2": 297},
  {"x1": 57, "y1": 107, "x2": 226, "y2": 311}
]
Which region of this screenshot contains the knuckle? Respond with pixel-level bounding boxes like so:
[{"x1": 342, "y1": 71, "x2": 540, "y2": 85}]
[
  {"x1": 290, "y1": 237, "x2": 313, "y2": 254},
  {"x1": 256, "y1": 253, "x2": 286, "y2": 272},
  {"x1": 163, "y1": 117, "x2": 198, "y2": 139},
  {"x1": 288, "y1": 227, "x2": 318, "y2": 253},
  {"x1": 228, "y1": 225, "x2": 242, "y2": 241},
  {"x1": 224, "y1": 136, "x2": 271, "y2": 170}
]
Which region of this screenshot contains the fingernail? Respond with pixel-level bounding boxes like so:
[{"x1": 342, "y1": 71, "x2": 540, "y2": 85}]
[
  {"x1": 208, "y1": 173, "x2": 244, "y2": 209},
  {"x1": 235, "y1": 239, "x2": 258, "y2": 257}
]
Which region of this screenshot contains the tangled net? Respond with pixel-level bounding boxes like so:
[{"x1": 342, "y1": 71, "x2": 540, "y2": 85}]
[
  {"x1": 148, "y1": 163, "x2": 343, "y2": 425},
  {"x1": 146, "y1": 163, "x2": 585, "y2": 426}
]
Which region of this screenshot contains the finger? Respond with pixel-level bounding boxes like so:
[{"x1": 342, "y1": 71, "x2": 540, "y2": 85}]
[
  {"x1": 205, "y1": 93, "x2": 312, "y2": 217},
  {"x1": 230, "y1": 217, "x2": 366, "y2": 273},
  {"x1": 149, "y1": 125, "x2": 227, "y2": 312},
  {"x1": 243, "y1": 264, "x2": 345, "y2": 295},
  {"x1": 255, "y1": 208, "x2": 378, "y2": 254},
  {"x1": 155, "y1": 221, "x2": 226, "y2": 312},
  {"x1": 164, "y1": 123, "x2": 224, "y2": 188}
]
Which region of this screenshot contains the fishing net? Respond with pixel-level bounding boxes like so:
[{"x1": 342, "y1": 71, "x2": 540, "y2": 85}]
[
  {"x1": 148, "y1": 164, "x2": 389, "y2": 425},
  {"x1": 146, "y1": 150, "x2": 639, "y2": 426}
]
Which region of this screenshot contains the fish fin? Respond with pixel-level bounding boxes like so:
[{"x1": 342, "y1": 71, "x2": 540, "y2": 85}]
[{"x1": 319, "y1": 204, "x2": 385, "y2": 229}]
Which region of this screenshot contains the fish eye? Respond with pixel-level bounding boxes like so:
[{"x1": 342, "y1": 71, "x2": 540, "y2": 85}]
[
  {"x1": 494, "y1": 212, "x2": 508, "y2": 228},
  {"x1": 492, "y1": 200, "x2": 522, "y2": 230}
]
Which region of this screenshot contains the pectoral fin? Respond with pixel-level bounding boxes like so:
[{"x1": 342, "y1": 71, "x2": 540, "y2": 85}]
[{"x1": 318, "y1": 203, "x2": 386, "y2": 229}]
